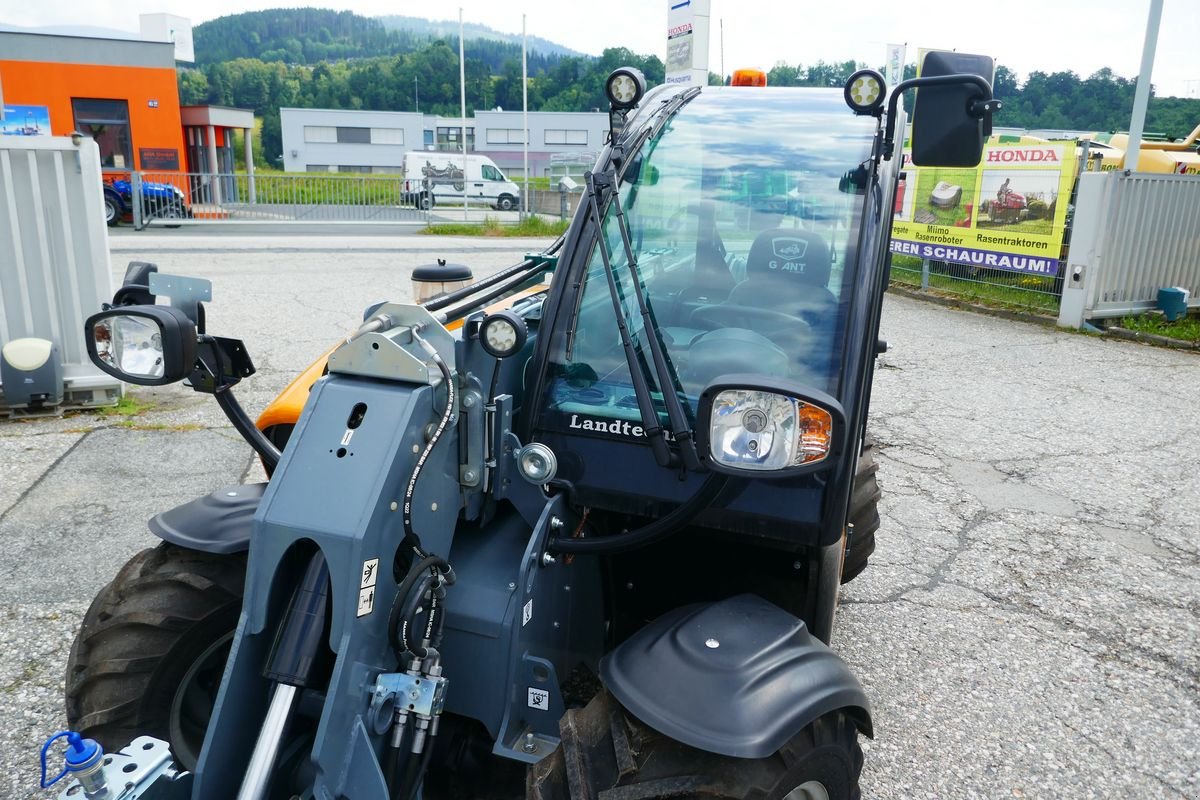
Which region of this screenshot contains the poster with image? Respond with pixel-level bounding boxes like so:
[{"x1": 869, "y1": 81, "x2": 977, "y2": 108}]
[
  {"x1": 1, "y1": 104, "x2": 51, "y2": 136},
  {"x1": 890, "y1": 140, "x2": 1077, "y2": 277}
]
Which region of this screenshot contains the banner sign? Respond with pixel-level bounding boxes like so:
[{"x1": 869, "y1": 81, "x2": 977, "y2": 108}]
[
  {"x1": 139, "y1": 148, "x2": 181, "y2": 171},
  {"x1": 885, "y1": 44, "x2": 906, "y2": 87},
  {"x1": 665, "y1": 0, "x2": 711, "y2": 86},
  {"x1": 890, "y1": 139, "x2": 1078, "y2": 277},
  {"x1": 0, "y1": 104, "x2": 51, "y2": 136}
]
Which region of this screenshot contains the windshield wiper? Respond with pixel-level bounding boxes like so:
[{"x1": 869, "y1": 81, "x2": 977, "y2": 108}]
[{"x1": 584, "y1": 169, "x2": 702, "y2": 471}]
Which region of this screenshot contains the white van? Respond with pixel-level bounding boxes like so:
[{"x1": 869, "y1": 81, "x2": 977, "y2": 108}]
[{"x1": 402, "y1": 152, "x2": 522, "y2": 211}]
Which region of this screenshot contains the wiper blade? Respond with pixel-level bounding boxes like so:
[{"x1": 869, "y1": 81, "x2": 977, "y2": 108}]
[{"x1": 584, "y1": 169, "x2": 701, "y2": 471}]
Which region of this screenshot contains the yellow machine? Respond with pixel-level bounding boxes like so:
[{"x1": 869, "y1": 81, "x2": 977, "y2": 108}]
[{"x1": 1078, "y1": 123, "x2": 1200, "y2": 174}]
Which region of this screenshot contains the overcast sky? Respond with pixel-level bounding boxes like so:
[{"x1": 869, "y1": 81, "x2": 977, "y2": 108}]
[{"x1": 5, "y1": 1, "x2": 1198, "y2": 98}]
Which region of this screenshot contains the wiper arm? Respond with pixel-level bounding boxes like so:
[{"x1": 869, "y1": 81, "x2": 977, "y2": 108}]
[
  {"x1": 584, "y1": 170, "x2": 672, "y2": 468},
  {"x1": 606, "y1": 181, "x2": 702, "y2": 471},
  {"x1": 585, "y1": 170, "x2": 701, "y2": 471}
]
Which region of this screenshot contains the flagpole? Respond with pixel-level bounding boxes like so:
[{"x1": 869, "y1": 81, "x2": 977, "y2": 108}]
[
  {"x1": 460, "y1": 7, "x2": 469, "y2": 221},
  {"x1": 522, "y1": 13, "x2": 529, "y2": 219}
]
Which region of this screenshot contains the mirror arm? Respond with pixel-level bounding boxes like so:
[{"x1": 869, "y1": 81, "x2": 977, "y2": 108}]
[
  {"x1": 882, "y1": 74, "x2": 997, "y2": 160},
  {"x1": 214, "y1": 385, "x2": 281, "y2": 472}
]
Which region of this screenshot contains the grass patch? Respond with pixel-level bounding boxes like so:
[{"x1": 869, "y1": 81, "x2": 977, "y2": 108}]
[
  {"x1": 420, "y1": 216, "x2": 569, "y2": 237},
  {"x1": 891, "y1": 258, "x2": 1060, "y2": 313},
  {"x1": 1118, "y1": 313, "x2": 1200, "y2": 343},
  {"x1": 93, "y1": 394, "x2": 156, "y2": 418}
]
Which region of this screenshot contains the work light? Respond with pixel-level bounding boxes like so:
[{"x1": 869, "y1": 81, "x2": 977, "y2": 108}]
[
  {"x1": 478, "y1": 310, "x2": 527, "y2": 359},
  {"x1": 606, "y1": 68, "x2": 646, "y2": 110},
  {"x1": 85, "y1": 305, "x2": 197, "y2": 386},
  {"x1": 844, "y1": 69, "x2": 887, "y2": 115},
  {"x1": 697, "y1": 378, "x2": 843, "y2": 477}
]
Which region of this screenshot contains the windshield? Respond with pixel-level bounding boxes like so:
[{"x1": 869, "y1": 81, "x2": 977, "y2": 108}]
[{"x1": 544, "y1": 87, "x2": 877, "y2": 428}]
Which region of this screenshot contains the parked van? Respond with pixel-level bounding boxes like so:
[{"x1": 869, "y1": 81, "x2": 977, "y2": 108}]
[{"x1": 402, "y1": 152, "x2": 522, "y2": 211}]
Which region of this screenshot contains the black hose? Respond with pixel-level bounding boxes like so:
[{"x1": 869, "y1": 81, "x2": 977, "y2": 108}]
[
  {"x1": 423, "y1": 236, "x2": 563, "y2": 313},
  {"x1": 387, "y1": 555, "x2": 450, "y2": 654},
  {"x1": 396, "y1": 739, "x2": 437, "y2": 800},
  {"x1": 548, "y1": 472, "x2": 729, "y2": 554},
  {"x1": 434, "y1": 266, "x2": 553, "y2": 326},
  {"x1": 400, "y1": 355, "x2": 456, "y2": 554}
]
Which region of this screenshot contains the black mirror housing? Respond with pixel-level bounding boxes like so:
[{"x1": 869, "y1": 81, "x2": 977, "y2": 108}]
[
  {"x1": 85, "y1": 305, "x2": 197, "y2": 386},
  {"x1": 910, "y1": 51, "x2": 996, "y2": 167}
]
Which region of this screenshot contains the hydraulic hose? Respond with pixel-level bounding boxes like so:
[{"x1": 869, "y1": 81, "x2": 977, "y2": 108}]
[
  {"x1": 548, "y1": 472, "x2": 730, "y2": 555},
  {"x1": 424, "y1": 235, "x2": 563, "y2": 313},
  {"x1": 214, "y1": 385, "x2": 281, "y2": 472}
]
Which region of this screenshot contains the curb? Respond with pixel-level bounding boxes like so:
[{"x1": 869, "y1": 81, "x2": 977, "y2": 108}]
[
  {"x1": 889, "y1": 284, "x2": 1200, "y2": 353},
  {"x1": 1104, "y1": 326, "x2": 1200, "y2": 351}
]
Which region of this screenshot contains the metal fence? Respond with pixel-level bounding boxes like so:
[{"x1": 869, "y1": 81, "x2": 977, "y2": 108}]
[
  {"x1": 134, "y1": 171, "x2": 430, "y2": 227},
  {"x1": 1058, "y1": 171, "x2": 1200, "y2": 327},
  {"x1": 889, "y1": 256, "x2": 1067, "y2": 313}
]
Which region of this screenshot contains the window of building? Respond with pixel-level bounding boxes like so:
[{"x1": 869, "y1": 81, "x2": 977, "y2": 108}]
[
  {"x1": 424, "y1": 130, "x2": 435, "y2": 148},
  {"x1": 337, "y1": 165, "x2": 372, "y2": 173},
  {"x1": 304, "y1": 126, "x2": 338, "y2": 143},
  {"x1": 306, "y1": 165, "x2": 334, "y2": 172},
  {"x1": 336, "y1": 127, "x2": 372, "y2": 144},
  {"x1": 371, "y1": 166, "x2": 404, "y2": 174},
  {"x1": 72, "y1": 99, "x2": 132, "y2": 169},
  {"x1": 436, "y1": 126, "x2": 475, "y2": 151},
  {"x1": 486, "y1": 128, "x2": 526, "y2": 145},
  {"x1": 370, "y1": 128, "x2": 405, "y2": 145},
  {"x1": 545, "y1": 129, "x2": 588, "y2": 146}
]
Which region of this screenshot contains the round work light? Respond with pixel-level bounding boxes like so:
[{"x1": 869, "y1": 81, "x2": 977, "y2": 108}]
[
  {"x1": 478, "y1": 310, "x2": 528, "y2": 360},
  {"x1": 844, "y1": 69, "x2": 887, "y2": 115},
  {"x1": 606, "y1": 68, "x2": 646, "y2": 110}
]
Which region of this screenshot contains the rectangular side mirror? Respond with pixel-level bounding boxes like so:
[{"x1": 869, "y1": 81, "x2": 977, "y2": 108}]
[{"x1": 911, "y1": 51, "x2": 996, "y2": 167}]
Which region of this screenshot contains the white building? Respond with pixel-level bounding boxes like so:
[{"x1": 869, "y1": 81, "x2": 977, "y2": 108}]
[{"x1": 280, "y1": 108, "x2": 609, "y2": 179}]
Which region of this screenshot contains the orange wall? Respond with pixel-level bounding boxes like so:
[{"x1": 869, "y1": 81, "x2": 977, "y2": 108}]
[{"x1": 0, "y1": 59, "x2": 185, "y2": 173}]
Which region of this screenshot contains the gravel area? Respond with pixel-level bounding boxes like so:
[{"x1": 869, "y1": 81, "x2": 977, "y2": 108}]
[{"x1": 3, "y1": 233, "x2": 1196, "y2": 798}]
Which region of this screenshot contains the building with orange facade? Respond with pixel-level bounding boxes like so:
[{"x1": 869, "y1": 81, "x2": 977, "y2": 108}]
[{"x1": 0, "y1": 29, "x2": 254, "y2": 220}]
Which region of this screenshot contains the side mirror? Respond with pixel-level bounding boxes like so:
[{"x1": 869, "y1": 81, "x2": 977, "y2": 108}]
[
  {"x1": 909, "y1": 51, "x2": 997, "y2": 167},
  {"x1": 85, "y1": 305, "x2": 197, "y2": 386}
]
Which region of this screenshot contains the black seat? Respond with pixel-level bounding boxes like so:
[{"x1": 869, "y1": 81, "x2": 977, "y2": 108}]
[{"x1": 726, "y1": 228, "x2": 837, "y2": 314}]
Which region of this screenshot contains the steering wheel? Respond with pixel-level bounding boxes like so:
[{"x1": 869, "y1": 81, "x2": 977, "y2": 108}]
[{"x1": 689, "y1": 304, "x2": 815, "y2": 346}]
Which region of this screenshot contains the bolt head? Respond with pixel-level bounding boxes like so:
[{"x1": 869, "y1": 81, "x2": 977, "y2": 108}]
[
  {"x1": 541, "y1": 552, "x2": 557, "y2": 567},
  {"x1": 507, "y1": 581, "x2": 517, "y2": 591},
  {"x1": 705, "y1": 638, "x2": 720, "y2": 649}
]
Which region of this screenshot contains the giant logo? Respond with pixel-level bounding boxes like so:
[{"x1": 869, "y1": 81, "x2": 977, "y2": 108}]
[{"x1": 769, "y1": 238, "x2": 809, "y2": 273}]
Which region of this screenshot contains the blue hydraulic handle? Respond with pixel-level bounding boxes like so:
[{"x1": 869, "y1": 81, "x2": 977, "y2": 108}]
[{"x1": 39, "y1": 730, "x2": 103, "y2": 788}]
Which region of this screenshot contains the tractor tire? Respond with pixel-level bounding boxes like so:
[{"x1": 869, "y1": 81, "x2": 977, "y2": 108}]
[
  {"x1": 528, "y1": 689, "x2": 863, "y2": 800},
  {"x1": 65, "y1": 543, "x2": 246, "y2": 770},
  {"x1": 841, "y1": 437, "x2": 881, "y2": 584},
  {"x1": 104, "y1": 194, "x2": 122, "y2": 227}
]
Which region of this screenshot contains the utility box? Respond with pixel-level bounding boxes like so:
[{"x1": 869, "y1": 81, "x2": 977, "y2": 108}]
[
  {"x1": 1157, "y1": 287, "x2": 1190, "y2": 322},
  {"x1": 1, "y1": 338, "x2": 63, "y2": 409},
  {"x1": 0, "y1": 135, "x2": 120, "y2": 414}
]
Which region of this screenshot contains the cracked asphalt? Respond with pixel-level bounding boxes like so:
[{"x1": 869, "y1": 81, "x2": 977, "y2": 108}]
[{"x1": 2, "y1": 232, "x2": 1197, "y2": 798}]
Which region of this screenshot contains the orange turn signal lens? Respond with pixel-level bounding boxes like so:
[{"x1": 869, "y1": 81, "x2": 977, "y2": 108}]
[{"x1": 797, "y1": 403, "x2": 834, "y2": 464}]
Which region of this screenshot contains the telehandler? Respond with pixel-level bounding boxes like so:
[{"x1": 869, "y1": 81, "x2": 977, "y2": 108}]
[{"x1": 42, "y1": 54, "x2": 997, "y2": 800}]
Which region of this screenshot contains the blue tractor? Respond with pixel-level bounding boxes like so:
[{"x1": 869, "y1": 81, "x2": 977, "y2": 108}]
[{"x1": 103, "y1": 178, "x2": 191, "y2": 227}]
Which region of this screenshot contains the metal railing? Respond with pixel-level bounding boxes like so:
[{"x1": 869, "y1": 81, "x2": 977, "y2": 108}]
[
  {"x1": 889, "y1": 256, "x2": 1066, "y2": 313},
  {"x1": 1059, "y1": 171, "x2": 1200, "y2": 327},
  {"x1": 132, "y1": 171, "x2": 430, "y2": 227}
]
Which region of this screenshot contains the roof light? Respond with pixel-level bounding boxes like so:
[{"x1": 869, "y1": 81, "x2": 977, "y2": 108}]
[
  {"x1": 844, "y1": 69, "x2": 886, "y2": 115},
  {"x1": 606, "y1": 68, "x2": 646, "y2": 110},
  {"x1": 731, "y1": 69, "x2": 768, "y2": 87}
]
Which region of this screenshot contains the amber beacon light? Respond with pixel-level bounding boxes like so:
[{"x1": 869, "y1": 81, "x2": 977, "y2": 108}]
[{"x1": 731, "y1": 69, "x2": 768, "y2": 87}]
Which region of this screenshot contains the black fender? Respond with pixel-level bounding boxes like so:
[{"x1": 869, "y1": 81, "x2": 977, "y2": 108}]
[
  {"x1": 600, "y1": 593, "x2": 873, "y2": 759},
  {"x1": 147, "y1": 483, "x2": 264, "y2": 554}
]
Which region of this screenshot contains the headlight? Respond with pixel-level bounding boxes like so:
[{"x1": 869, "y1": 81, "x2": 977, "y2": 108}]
[
  {"x1": 84, "y1": 305, "x2": 197, "y2": 386},
  {"x1": 605, "y1": 68, "x2": 646, "y2": 110},
  {"x1": 844, "y1": 69, "x2": 887, "y2": 115},
  {"x1": 697, "y1": 378, "x2": 843, "y2": 476},
  {"x1": 478, "y1": 310, "x2": 528, "y2": 360}
]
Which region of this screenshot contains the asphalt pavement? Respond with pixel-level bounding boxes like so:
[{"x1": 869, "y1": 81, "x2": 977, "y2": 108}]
[{"x1": 2, "y1": 232, "x2": 1197, "y2": 798}]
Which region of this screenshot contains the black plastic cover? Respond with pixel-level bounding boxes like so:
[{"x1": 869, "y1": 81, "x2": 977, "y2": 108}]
[
  {"x1": 600, "y1": 594, "x2": 872, "y2": 759},
  {"x1": 148, "y1": 483, "x2": 265, "y2": 554}
]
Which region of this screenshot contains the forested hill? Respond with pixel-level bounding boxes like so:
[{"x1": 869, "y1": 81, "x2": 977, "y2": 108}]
[
  {"x1": 183, "y1": 8, "x2": 1199, "y2": 166},
  {"x1": 375, "y1": 15, "x2": 582, "y2": 59},
  {"x1": 192, "y1": 8, "x2": 566, "y2": 71}
]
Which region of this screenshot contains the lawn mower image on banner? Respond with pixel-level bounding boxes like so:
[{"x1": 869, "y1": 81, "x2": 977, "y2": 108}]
[{"x1": 42, "y1": 50, "x2": 998, "y2": 800}]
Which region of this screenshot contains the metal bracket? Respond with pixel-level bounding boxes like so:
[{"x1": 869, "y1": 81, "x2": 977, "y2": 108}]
[
  {"x1": 372, "y1": 672, "x2": 449, "y2": 720},
  {"x1": 327, "y1": 303, "x2": 456, "y2": 385},
  {"x1": 148, "y1": 272, "x2": 213, "y2": 328},
  {"x1": 55, "y1": 737, "x2": 188, "y2": 800}
]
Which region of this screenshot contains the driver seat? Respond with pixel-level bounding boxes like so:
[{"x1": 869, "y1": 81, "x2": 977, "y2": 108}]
[{"x1": 727, "y1": 228, "x2": 836, "y2": 316}]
